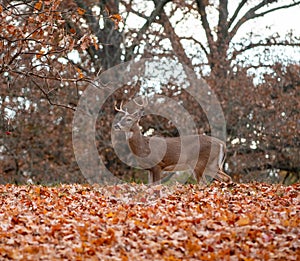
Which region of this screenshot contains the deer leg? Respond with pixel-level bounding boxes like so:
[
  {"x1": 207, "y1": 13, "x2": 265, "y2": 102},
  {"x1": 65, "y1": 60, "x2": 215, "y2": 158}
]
[
  {"x1": 214, "y1": 143, "x2": 232, "y2": 183},
  {"x1": 215, "y1": 169, "x2": 232, "y2": 183},
  {"x1": 193, "y1": 167, "x2": 209, "y2": 185},
  {"x1": 148, "y1": 165, "x2": 161, "y2": 184},
  {"x1": 148, "y1": 170, "x2": 153, "y2": 184},
  {"x1": 191, "y1": 161, "x2": 207, "y2": 184},
  {"x1": 201, "y1": 146, "x2": 232, "y2": 183}
]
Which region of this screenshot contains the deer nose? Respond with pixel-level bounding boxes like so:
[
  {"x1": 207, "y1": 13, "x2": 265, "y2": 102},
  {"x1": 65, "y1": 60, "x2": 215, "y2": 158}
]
[{"x1": 114, "y1": 123, "x2": 121, "y2": 130}]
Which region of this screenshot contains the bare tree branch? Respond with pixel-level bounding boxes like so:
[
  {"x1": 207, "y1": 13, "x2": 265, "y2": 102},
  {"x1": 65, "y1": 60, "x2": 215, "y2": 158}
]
[
  {"x1": 30, "y1": 78, "x2": 76, "y2": 111},
  {"x1": 195, "y1": 0, "x2": 214, "y2": 54},
  {"x1": 121, "y1": 0, "x2": 148, "y2": 20},
  {"x1": 125, "y1": 0, "x2": 171, "y2": 61},
  {"x1": 229, "y1": 1, "x2": 300, "y2": 40},
  {"x1": 231, "y1": 41, "x2": 300, "y2": 61},
  {"x1": 181, "y1": 36, "x2": 209, "y2": 57},
  {"x1": 158, "y1": 9, "x2": 193, "y2": 68},
  {"x1": 74, "y1": 0, "x2": 100, "y2": 34},
  {"x1": 254, "y1": 1, "x2": 300, "y2": 18},
  {"x1": 230, "y1": 1, "x2": 274, "y2": 40},
  {"x1": 228, "y1": 0, "x2": 248, "y2": 30}
]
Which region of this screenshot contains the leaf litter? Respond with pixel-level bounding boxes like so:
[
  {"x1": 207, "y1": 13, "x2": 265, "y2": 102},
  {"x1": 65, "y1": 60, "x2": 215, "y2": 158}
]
[{"x1": 0, "y1": 182, "x2": 299, "y2": 260}]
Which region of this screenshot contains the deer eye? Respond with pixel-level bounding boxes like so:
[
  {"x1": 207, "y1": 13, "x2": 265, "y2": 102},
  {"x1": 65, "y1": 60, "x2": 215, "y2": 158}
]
[{"x1": 126, "y1": 118, "x2": 132, "y2": 122}]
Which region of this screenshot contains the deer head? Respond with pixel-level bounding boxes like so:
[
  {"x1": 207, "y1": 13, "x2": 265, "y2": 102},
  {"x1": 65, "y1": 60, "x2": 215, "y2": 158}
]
[{"x1": 113, "y1": 98, "x2": 147, "y2": 133}]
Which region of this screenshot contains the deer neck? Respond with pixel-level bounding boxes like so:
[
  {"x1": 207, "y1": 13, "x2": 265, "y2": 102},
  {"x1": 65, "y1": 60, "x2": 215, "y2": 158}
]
[
  {"x1": 123, "y1": 123, "x2": 140, "y2": 139},
  {"x1": 127, "y1": 122, "x2": 149, "y2": 156}
]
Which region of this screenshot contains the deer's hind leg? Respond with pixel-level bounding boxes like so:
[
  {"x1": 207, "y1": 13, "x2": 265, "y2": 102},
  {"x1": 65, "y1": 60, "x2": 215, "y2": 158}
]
[
  {"x1": 215, "y1": 169, "x2": 232, "y2": 183},
  {"x1": 191, "y1": 163, "x2": 207, "y2": 185}
]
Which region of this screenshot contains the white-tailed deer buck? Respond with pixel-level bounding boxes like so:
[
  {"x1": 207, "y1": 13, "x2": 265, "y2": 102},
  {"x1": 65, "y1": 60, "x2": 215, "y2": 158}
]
[{"x1": 114, "y1": 99, "x2": 232, "y2": 184}]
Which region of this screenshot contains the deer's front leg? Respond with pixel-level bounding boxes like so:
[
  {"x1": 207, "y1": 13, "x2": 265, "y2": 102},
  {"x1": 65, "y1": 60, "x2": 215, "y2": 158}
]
[{"x1": 148, "y1": 165, "x2": 161, "y2": 184}]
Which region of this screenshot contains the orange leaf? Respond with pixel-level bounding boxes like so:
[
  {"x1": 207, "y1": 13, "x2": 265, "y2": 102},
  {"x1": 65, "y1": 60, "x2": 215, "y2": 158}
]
[
  {"x1": 36, "y1": 50, "x2": 45, "y2": 59},
  {"x1": 34, "y1": 186, "x2": 41, "y2": 195},
  {"x1": 109, "y1": 14, "x2": 123, "y2": 29},
  {"x1": 68, "y1": 39, "x2": 75, "y2": 51},
  {"x1": 69, "y1": 28, "x2": 76, "y2": 34},
  {"x1": 79, "y1": 35, "x2": 90, "y2": 50},
  {"x1": 76, "y1": 68, "x2": 84, "y2": 79},
  {"x1": 34, "y1": 1, "x2": 42, "y2": 11},
  {"x1": 236, "y1": 215, "x2": 250, "y2": 226},
  {"x1": 7, "y1": 25, "x2": 16, "y2": 34},
  {"x1": 109, "y1": 14, "x2": 123, "y2": 22},
  {"x1": 106, "y1": 212, "x2": 115, "y2": 218},
  {"x1": 77, "y1": 7, "x2": 85, "y2": 15},
  {"x1": 74, "y1": 247, "x2": 84, "y2": 253}
]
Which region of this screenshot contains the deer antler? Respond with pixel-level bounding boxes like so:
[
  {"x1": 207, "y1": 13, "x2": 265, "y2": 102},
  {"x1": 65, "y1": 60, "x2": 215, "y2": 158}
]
[
  {"x1": 114, "y1": 101, "x2": 127, "y2": 113},
  {"x1": 133, "y1": 97, "x2": 148, "y2": 108}
]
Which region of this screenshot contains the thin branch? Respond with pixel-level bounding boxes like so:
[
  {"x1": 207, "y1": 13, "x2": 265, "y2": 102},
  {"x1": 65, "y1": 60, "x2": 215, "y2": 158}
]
[
  {"x1": 66, "y1": 1, "x2": 103, "y2": 70},
  {"x1": 74, "y1": 0, "x2": 100, "y2": 35},
  {"x1": 121, "y1": 0, "x2": 148, "y2": 20},
  {"x1": 181, "y1": 36, "x2": 209, "y2": 57},
  {"x1": 158, "y1": 9, "x2": 193, "y2": 68},
  {"x1": 11, "y1": 68, "x2": 80, "y2": 83},
  {"x1": 30, "y1": 78, "x2": 76, "y2": 111},
  {"x1": 229, "y1": 1, "x2": 273, "y2": 40},
  {"x1": 229, "y1": 1, "x2": 300, "y2": 40},
  {"x1": 254, "y1": 1, "x2": 300, "y2": 18},
  {"x1": 125, "y1": 0, "x2": 171, "y2": 61},
  {"x1": 228, "y1": 0, "x2": 248, "y2": 29},
  {"x1": 231, "y1": 41, "x2": 300, "y2": 61}
]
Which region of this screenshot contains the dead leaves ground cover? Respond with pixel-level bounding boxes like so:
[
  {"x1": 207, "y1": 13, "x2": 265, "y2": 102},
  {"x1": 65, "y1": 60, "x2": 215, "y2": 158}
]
[{"x1": 0, "y1": 182, "x2": 299, "y2": 260}]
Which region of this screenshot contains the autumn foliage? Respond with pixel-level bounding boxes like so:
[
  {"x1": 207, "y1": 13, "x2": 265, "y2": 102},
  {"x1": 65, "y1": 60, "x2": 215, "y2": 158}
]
[
  {"x1": 0, "y1": 183, "x2": 299, "y2": 260},
  {"x1": 1, "y1": 2, "x2": 299, "y2": 260}
]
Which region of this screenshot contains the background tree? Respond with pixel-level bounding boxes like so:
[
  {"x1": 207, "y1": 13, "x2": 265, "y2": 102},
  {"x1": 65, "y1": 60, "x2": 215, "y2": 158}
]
[{"x1": 0, "y1": 0, "x2": 299, "y2": 184}]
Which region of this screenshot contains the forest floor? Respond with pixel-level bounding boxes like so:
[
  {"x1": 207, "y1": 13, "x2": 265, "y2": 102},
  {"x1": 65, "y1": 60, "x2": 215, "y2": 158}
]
[{"x1": 0, "y1": 182, "x2": 299, "y2": 260}]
